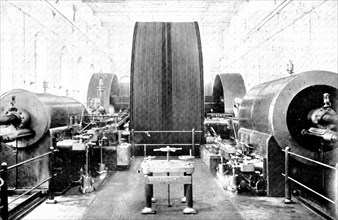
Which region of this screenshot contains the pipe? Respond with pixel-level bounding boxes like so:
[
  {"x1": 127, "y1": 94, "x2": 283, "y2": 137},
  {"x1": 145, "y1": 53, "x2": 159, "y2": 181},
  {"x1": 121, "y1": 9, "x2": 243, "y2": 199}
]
[
  {"x1": 321, "y1": 114, "x2": 338, "y2": 124},
  {"x1": 43, "y1": 0, "x2": 112, "y2": 60},
  {"x1": 0, "y1": 114, "x2": 20, "y2": 126},
  {"x1": 242, "y1": 0, "x2": 293, "y2": 42},
  {"x1": 49, "y1": 126, "x2": 70, "y2": 136},
  {"x1": 17, "y1": 128, "x2": 34, "y2": 138},
  {"x1": 0, "y1": 128, "x2": 34, "y2": 143},
  {"x1": 226, "y1": 0, "x2": 328, "y2": 69}
]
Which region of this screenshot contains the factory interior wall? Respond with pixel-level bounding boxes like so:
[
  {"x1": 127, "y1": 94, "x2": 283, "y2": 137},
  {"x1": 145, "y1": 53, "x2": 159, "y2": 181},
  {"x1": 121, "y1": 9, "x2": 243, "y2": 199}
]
[
  {"x1": 223, "y1": 0, "x2": 338, "y2": 91},
  {"x1": 1, "y1": 1, "x2": 337, "y2": 99},
  {"x1": 0, "y1": 1, "x2": 113, "y2": 106}
]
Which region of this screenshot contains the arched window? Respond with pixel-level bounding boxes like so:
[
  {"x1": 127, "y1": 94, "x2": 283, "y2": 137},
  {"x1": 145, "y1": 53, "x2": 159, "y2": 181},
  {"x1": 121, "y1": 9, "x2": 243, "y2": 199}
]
[
  {"x1": 0, "y1": 7, "x2": 13, "y2": 95},
  {"x1": 60, "y1": 46, "x2": 71, "y2": 96},
  {"x1": 90, "y1": 64, "x2": 95, "y2": 75},
  {"x1": 75, "y1": 56, "x2": 84, "y2": 101},
  {"x1": 119, "y1": 75, "x2": 130, "y2": 96},
  {"x1": 34, "y1": 32, "x2": 47, "y2": 93},
  {"x1": 85, "y1": 64, "x2": 95, "y2": 106}
]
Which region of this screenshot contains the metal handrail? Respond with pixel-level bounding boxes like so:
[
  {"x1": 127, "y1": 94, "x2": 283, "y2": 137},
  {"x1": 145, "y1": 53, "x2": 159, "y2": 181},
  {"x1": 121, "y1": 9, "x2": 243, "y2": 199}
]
[
  {"x1": 8, "y1": 175, "x2": 55, "y2": 205},
  {"x1": 0, "y1": 150, "x2": 57, "y2": 173},
  {"x1": 133, "y1": 143, "x2": 201, "y2": 146},
  {"x1": 1, "y1": 147, "x2": 57, "y2": 220},
  {"x1": 283, "y1": 146, "x2": 338, "y2": 218},
  {"x1": 8, "y1": 151, "x2": 52, "y2": 171},
  {"x1": 281, "y1": 148, "x2": 335, "y2": 170},
  {"x1": 281, "y1": 173, "x2": 335, "y2": 204},
  {"x1": 131, "y1": 129, "x2": 201, "y2": 157},
  {"x1": 133, "y1": 130, "x2": 202, "y2": 133}
]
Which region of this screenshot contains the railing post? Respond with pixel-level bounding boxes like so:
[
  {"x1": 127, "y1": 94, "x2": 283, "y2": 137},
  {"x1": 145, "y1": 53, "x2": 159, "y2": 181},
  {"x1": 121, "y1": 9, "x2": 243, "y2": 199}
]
[
  {"x1": 131, "y1": 129, "x2": 135, "y2": 157},
  {"x1": 1, "y1": 162, "x2": 9, "y2": 220},
  {"x1": 335, "y1": 163, "x2": 338, "y2": 219},
  {"x1": 263, "y1": 157, "x2": 267, "y2": 180},
  {"x1": 46, "y1": 147, "x2": 57, "y2": 204},
  {"x1": 191, "y1": 129, "x2": 195, "y2": 156},
  {"x1": 144, "y1": 144, "x2": 147, "y2": 158},
  {"x1": 284, "y1": 147, "x2": 292, "y2": 204},
  {"x1": 219, "y1": 154, "x2": 224, "y2": 174},
  {"x1": 118, "y1": 130, "x2": 122, "y2": 144}
]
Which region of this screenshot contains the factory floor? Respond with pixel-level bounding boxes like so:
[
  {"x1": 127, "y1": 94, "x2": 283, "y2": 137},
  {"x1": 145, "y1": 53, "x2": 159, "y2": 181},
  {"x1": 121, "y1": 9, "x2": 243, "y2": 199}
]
[{"x1": 23, "y1": 157, "x2": 322, "y2": 220}]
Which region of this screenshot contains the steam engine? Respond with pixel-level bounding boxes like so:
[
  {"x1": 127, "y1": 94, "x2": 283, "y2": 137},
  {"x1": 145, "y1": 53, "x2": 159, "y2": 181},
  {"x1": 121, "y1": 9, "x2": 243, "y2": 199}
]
[
  {"x1": 0, "y1": 89, "x2": 86, "y2": 190},
  {"x1": 0, "y1": 73, "x2": 130, "y2": 218},
  {"x1": 0, "y1": 69, "x2": 337, "y2": 219},
  {"x1": 204, "y1": 70, "x2": 338, "y2": 219}
]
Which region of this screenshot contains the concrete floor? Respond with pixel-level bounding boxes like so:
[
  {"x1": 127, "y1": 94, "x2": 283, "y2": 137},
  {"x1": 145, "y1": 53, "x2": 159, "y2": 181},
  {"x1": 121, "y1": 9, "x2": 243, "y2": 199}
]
[{"x1": 23, "y1": 157, "x2": 322, "y2": 220}]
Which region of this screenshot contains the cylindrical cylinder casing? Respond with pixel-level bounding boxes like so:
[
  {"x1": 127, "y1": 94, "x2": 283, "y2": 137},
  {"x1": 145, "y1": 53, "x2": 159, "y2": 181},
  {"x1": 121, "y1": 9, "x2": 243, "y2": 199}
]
[
  {"x1": 212, "y1": 73, "x2": 246, "y2": 114},
  {"x1": 239, "y1": 71, "x2": 338, "y2": 164},
  {"x1": 0, "y1": 89, "x2": 86, "y2": 147},
  {"x1": 87, "y1": 73, "x2": 120, "y2": 114},
  {"x1": 117, "y1": 75, "x2": 130, "y2": 110}
]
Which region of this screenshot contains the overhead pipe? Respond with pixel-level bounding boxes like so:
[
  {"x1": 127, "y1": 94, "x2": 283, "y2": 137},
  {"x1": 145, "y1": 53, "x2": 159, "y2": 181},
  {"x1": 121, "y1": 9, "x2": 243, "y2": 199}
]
[{"x1": 242, "y1": 0, "x2": 293, "y2": 42}]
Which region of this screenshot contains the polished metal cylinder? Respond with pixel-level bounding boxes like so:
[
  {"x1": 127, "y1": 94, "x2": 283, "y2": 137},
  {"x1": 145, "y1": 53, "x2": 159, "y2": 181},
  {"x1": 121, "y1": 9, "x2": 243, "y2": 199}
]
[
  {"x1": 0, "y1": 89, "x2": 87, "y2": 147},
  {"x1": 211, "y1": 73, "x2": 246, "y2": 114},
  {"x1": 239, "y1": 70, "x2": 338, "y2": 165}
]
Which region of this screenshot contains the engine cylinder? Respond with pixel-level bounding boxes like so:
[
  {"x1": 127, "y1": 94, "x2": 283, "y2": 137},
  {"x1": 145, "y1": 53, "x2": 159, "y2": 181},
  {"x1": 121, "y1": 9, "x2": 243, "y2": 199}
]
[
  {"x1": 238, "y1": 70, "x2": 338, "y2": 165},
  {"x1": 0, "y1": 89, "x2": 86, "y2": 147},
  {"x1": 87, "y1": 73, "x2": 120, "y2": 114},
  {"x1": 117, "y1": 75, "x2": 130, "y2": 110},
  {"x1": 212, "y1": 73, "x2": 246, "y2": 114}
]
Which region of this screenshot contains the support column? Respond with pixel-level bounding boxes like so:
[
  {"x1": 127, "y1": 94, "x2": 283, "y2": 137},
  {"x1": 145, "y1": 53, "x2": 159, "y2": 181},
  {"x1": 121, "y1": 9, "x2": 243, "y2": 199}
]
[
  {"x1": 183, "y1": 173, "x2": 197, "y2": 214},
  {"x1": 1, "y1": 162, "x2": 9, "y2": 220},
  {"x1": 46, "y1": 146, "x2": 57, "y2": 204},
  {"x1": 335, "y1": 163, "x2": 338, "y2": 219},
  {"x1": 181, "y1": 172, "x2": 187, "y2": 203},
  {"x1": 142, "y1": 173, "x2": 156, "y2": 214},
  {"x1": 284, "y1": 147, "x2": 292, "y2": 204}
]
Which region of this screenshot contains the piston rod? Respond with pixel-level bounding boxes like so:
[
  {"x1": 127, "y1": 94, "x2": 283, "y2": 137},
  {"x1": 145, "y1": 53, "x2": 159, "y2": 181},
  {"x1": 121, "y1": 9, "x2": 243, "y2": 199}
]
[{"x1": 0, "y1": 114, "x2": 21, "y2": 126}]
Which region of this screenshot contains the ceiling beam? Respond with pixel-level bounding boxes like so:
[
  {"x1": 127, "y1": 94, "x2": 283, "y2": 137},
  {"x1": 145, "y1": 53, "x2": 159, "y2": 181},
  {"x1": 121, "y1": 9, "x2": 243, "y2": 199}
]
[
  {"x1": 93, "y1": 11, "x2": 234, "y2": 17},
  {"x1": 102, "y1": 21, "x2": 230, "y2": 27},
  {"x1": 82, "y1": 0, "x2": 127, "y2": 3},
  {"x1": 83, "y1": 0, "x2": 237, "y2": 2},
  {"x1": 99, "y1": 15, "x2": 231, "y2": 22},
  {"x1": 85, "y1": 1, "x2": 239, "y2": 11}
]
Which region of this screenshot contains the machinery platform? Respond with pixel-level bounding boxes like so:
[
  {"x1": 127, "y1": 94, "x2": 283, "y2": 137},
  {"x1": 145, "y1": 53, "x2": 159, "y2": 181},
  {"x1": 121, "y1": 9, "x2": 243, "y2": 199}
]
[{"x1": 23, "y1": 157, "x2": 323, "y2": 220}]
